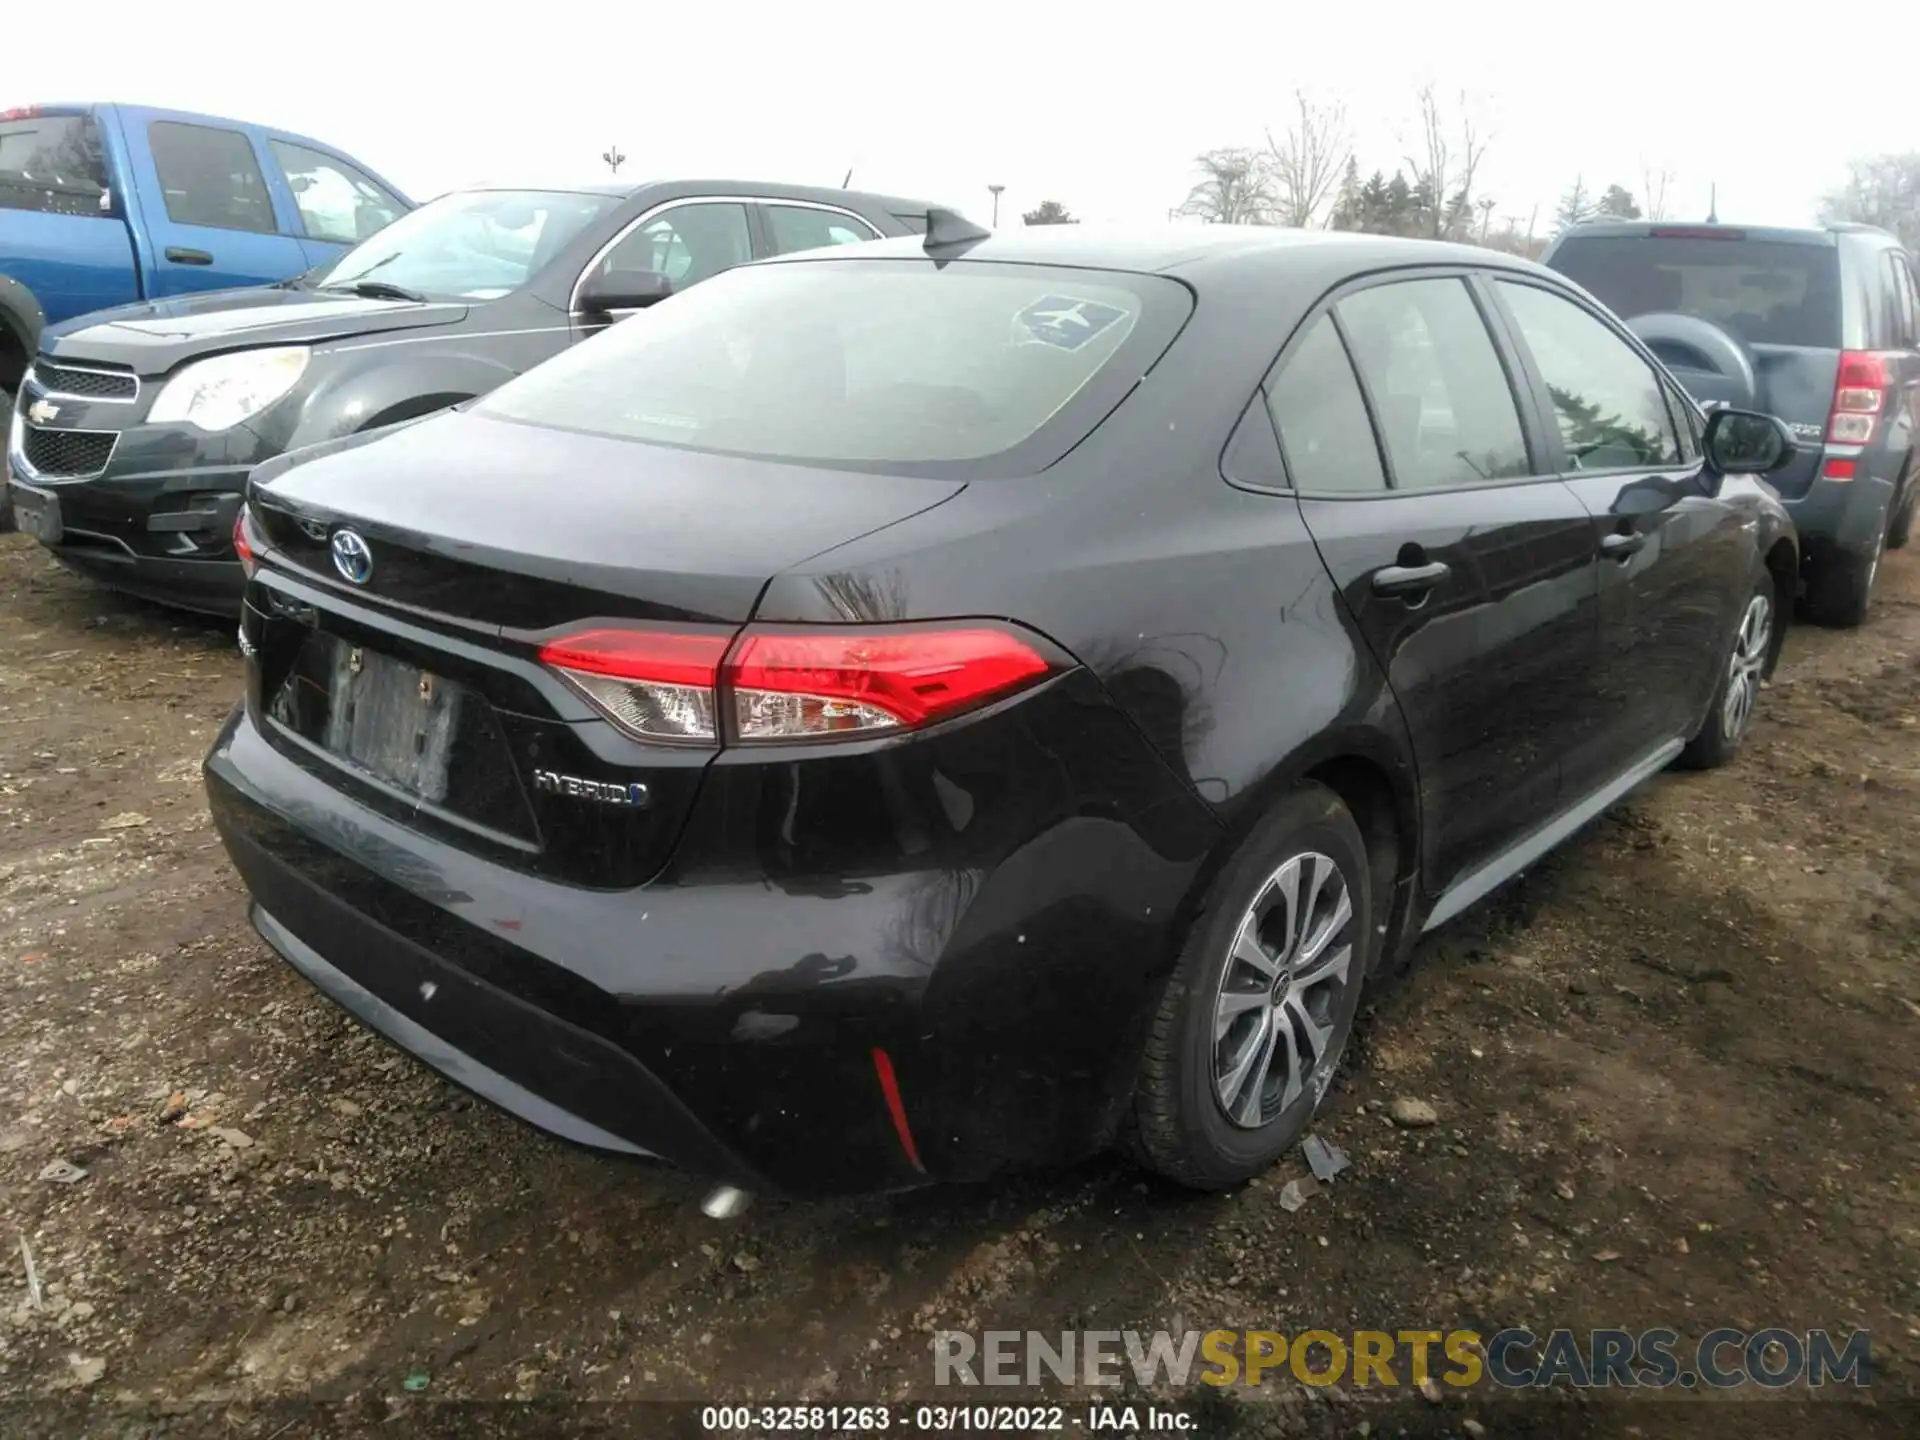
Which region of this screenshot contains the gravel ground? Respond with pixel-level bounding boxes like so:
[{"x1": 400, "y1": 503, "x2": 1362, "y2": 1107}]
[{"x1": 1, "y1": 530, "x2": 1917, "y2": 1439}]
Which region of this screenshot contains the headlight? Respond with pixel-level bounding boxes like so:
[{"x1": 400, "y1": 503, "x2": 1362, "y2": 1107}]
[{"x1": 147, "y1": 347, "x2": 310, "y2": 432}]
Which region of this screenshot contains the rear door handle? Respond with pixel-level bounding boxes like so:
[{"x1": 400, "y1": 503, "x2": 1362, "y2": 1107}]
[
  {"x1": 164, "y1": 247, "x2": 214, "y2": 265},
  {"x1": 1600, "y1": 531, "x2": 1646, "y2": 560},
  {"x1": 1370, "y1": 560, "x2": 1451, "y2": 597}
]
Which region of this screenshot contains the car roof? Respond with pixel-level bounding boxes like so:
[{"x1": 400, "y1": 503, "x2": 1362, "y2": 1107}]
[
  {"x1": 775, "y1": 223, "x2": 1561, "y2": 286},
  {"x1": 1552, "y1": 219, "x2": 1907, "y2": 248},
  {"x1": 22, "y1": 102, "x2": 356, "y2": 152},
  {"x1": 445, "y1": 178, "x2": 942, "y2": 211}
]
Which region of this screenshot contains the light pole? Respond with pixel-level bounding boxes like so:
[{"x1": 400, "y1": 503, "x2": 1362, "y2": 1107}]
[
  {"x1": 988, "y1": 183, "x2": 1005, "y2": 227},
  {"x1": 602, "y1": 145, "x2": 626, "y2": 177}
]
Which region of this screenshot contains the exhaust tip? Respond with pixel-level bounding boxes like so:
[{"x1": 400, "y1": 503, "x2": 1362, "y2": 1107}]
[{"x1": 700, "y1": 1185, "x2": 753, "y2": 1220}]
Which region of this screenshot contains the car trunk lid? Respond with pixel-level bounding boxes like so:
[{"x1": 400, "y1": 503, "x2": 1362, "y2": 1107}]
[{"x1": 242, "y1": 410, "x2": 966, "y2": 886}]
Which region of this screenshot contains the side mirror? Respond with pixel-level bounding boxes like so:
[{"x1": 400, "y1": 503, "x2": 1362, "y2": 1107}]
[
  {"x1": 577, "y1": 268, "x2": 672, "y2": 314},
  {"x1": 1703, "y1": 408, "x2": 1796, "y2": 475}
]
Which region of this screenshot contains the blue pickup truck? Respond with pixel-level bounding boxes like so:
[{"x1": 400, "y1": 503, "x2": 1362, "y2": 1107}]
[{"x1": 0, "y1": 102, "x2": 411, "y2": 447}]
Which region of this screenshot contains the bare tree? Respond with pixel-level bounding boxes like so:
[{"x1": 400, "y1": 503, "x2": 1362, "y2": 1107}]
[
  {"x1": 1176, "y1": 148, "x2": 1274, "y2": 225},
  {"x1": 1555, "y1": 175, "x2": 1597, "y2": 232},
  {"x1": 1820, "y1": 153, "x2": 1920, "y2": 251},
  {"x1": 1265, "y1": 91, "x2": 1350, "y2": 228},
  {"x1": 1639, "y1": 159, "x2": 1675, "y2": 222},
  {"x1": 1403, "y1": 85, "x2": 1490, "y2": 240}
]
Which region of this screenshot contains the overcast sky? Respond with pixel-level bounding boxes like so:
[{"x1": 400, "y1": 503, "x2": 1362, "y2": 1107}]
[{"x1": 8, "y1": 1, "x2": 1898, "y2": 233}]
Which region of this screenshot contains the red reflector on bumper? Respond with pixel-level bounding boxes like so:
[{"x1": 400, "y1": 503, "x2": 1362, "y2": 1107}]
[{"x1": 871, "y1": 1047, "x2": 925, "y2": 1173}]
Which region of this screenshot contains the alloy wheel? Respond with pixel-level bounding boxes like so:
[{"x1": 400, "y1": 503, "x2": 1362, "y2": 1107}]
[
  {"x1": 1721, "y1": 591, "x2": 1772, "y2": 741},
  {"x1": 1211, "y1": 851, "x2": 1357, "y2": 1129}
]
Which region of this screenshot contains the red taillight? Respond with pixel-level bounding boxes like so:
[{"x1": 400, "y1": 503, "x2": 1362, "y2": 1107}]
[
  {"x1": 728, "y1": 628, "x2": 1050, "y2": 740},
  {"x1": 536, "y1": 624, "x2": 1056, "y2": 745},
  {"x1": 1829, "y1": 350, "x2": 1896, "y2": 445},
  {"x1": 233, "y1": 506, "x2": 257, "y2": 577},
  {"x1": 537, "y1": 629, "x2": 731, "y2": 744}
]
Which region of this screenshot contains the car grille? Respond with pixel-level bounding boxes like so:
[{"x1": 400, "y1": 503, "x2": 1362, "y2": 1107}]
[
  {"x1": 31, "y1": 362, "x2": 138, "y2": 402},
  {"x1": 22, "y1": 425, "x2": 117, "y2": 480}
]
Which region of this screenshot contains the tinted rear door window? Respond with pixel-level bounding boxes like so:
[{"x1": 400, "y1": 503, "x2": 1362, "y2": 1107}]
[
  {"x1": 1336, "y1": 278, "x2": 1532, "y2": 489},
  {"x1": 1900, "y1": 254, "x2": 1920, "y2": 349},
  {"x1": 0, "y1": 113, "x2": 108, "y2": 217},
  {"x1": 1264, "y1": 314, "x2": 1386, "y2": 493},
  {"x1": 765, "y1": 204, "x2": 878, "y2": 255},
  {"x1": 1886, "y1": 251, "x2": 1918, "y2": 349},
  {"x1": 149, "y1": 120, "x2": 276, "y2": 233},
  {"x1": 1548, "y1": 235, "x2": 1841, "y2": 348}
]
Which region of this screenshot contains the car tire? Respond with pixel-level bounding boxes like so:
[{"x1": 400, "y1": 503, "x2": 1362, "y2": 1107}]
[
  {"x1": 1888, "y1": 489, "x2": 1914, "y2": 551},
  {"x1": 1126, "y1": 781, "x2": 1372, "y2": 1190},
  {"x1": 1804, "y1": 526, "x2": 1884, "y2": 629},
  {"x1": 1678, "y1": 573, "x2": 1775, "y2": 771}
]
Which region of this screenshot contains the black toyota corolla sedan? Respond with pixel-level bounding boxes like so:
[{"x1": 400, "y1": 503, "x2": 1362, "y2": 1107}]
[{"x1": 204, "y1": 220, "x2": 1800, "y2": 1197}]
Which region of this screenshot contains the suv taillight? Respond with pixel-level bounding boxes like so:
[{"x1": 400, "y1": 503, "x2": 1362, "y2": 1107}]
[
  {"x1": 1829, "y1": 350, "x2": 1896, "y2": 448},
  {"x1": 538, "y1": 624, "x2": 1057, "y2": 745}
]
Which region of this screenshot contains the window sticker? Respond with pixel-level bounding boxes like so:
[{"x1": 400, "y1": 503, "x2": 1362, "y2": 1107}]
[{"x1": 1013, "y1": 294, "x2": 1131, "y2": 351}]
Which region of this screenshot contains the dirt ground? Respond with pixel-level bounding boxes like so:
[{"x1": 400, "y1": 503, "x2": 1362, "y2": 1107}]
[{"x1": 1, "y1": 529, "x2": 1916, "y2": 1439}]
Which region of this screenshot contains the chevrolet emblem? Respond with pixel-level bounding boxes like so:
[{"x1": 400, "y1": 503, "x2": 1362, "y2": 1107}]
[{"x1": 26, "y1": 399, "x2": 58, "y2": 425}]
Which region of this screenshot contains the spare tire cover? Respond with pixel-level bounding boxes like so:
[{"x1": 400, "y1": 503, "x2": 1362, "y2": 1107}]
[{"x1": 1626, "y1": 311, "x2": 1757, "y2": 410}]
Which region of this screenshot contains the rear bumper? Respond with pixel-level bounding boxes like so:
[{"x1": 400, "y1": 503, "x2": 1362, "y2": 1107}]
[
  {"x1": 1782, "y1": 469, "x2": 1897, "y2": 561},
  {"x1": 204, "y1": 682, "x2": 1217, "y2": 1193},
  {"x1": 249, "y1": 903, "x2": 672, "y2": 1162}
]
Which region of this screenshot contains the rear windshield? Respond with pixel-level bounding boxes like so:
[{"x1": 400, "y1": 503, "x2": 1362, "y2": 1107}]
[
  {"x1": 0, "y1": 113, "x2": 108, "y2": 217},
  {"x1": 1548, "y1": 236, "x2": 1841, "y2": 348},
  {"x1": 477, "y1": 257, "x2": 1191, "y2": 474}
]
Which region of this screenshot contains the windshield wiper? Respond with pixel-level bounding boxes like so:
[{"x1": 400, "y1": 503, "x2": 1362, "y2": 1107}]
[{"x1": 318, "y1": 279, "x2": 430, "y2": 303}]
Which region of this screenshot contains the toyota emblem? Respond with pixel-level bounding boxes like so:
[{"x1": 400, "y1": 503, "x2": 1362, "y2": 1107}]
[{"x1": 330, "y1": 528, "x2": 374, "y2": 585}]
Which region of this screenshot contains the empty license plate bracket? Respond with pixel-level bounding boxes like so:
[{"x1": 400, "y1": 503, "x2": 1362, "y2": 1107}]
[{"x1": 322, "y1": 642, "x2": 462, "y2": 803}]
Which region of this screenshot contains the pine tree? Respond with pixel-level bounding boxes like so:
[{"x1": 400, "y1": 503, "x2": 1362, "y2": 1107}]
[
  {"x1": 1330, "y1": 157, "x2": 1363, "y2": 231},
  {"x1": 1358, "y1": 171, "x2": 1392, "y2": 233},
  {"x1": 1409, "y1": 176, "x2": 1436, "y2": 237},
  {"x1": 1597, "y1": 184, "x2": 1641, "y2": 220},
  {"x1": 1384, "y1": 172, "x2": 1414, "y2": 236}
]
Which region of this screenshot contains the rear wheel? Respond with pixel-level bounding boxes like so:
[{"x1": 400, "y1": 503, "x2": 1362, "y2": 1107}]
[
  {"x1": 1127, "y1": 783, "x2": 1371, "y2": 1189},
  {"x1": 1804, "y1": 527, "x2": 1884, "y2": 629},
  {"x1": 1679, "y1": 574, "x2": 1774, "y2": 770}
]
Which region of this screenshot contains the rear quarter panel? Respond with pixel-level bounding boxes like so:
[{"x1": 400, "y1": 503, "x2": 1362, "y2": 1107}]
[{"x1": 753, "y1": 308, "x2": 1422, "y2": 937}]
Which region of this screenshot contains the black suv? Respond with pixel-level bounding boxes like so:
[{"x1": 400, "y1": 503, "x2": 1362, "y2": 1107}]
[
  {"x1": 1544, "y1": 222, "x2": 1917, "y2": 626},
  {"x1": 6, "y1": 179, "x2": 944, "y2": 614}
]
